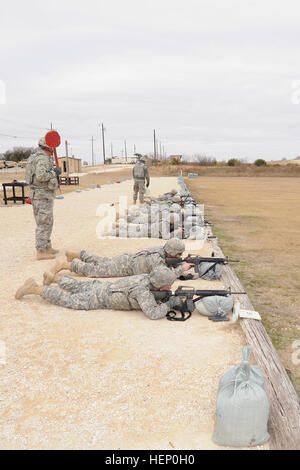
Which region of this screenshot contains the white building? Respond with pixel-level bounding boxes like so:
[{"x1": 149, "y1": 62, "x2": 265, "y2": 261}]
[{"x1": 111, "y1": 156, "x2": 137, "y2": 164}]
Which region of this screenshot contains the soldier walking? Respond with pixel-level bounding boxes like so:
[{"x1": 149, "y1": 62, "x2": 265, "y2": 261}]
[{"x1": 133, "y1": 156, "x2": 150, "y2": 204}]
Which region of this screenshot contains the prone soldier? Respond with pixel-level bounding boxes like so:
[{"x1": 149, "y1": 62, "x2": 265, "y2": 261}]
[
  {"x1": 44, "y1": 239, "x2": 193, "y2": 282},
  {"x1": 15, "y1": 267, "x2": 184, "y2": 320}
]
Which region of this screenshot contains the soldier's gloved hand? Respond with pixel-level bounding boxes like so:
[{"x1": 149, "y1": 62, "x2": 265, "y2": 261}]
[
  {"x1": 54, "y1": 167, "x2": 62, "y2": 176},
  {"x1": 146, "y1": 182, "x2": 150, "y2": 187}
]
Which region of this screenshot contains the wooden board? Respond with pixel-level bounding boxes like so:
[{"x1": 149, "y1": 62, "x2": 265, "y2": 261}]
[{"x1": 207, "y1": 227, "x2": 300, "y2": 450}]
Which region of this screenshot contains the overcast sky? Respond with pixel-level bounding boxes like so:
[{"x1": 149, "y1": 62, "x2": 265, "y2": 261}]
[{"x1": 1, "y1": 0, "x2": 300, "y2": 163}]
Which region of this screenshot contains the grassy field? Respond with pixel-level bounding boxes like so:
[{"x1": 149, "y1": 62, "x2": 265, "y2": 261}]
[
  {"x1": 186, "y1": 176, "x2": 300, "y2": 395},
  {"x1": 149, "y1": 163, "x2": 300, "y2": 178}
]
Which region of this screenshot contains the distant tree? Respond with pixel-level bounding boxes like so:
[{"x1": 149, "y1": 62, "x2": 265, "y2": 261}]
[
  {"x1": 227, "y1": 158, "x2": 240, "y2": 166},
  {"x1": 254, "y1": 159, "x2": 267, "y2": 166},
  {"x1": 193, "y1": 154, "x2": 217, "y2": 166},
  {"x1": 4, "y1": 146, "x2": 35, "y2": 162}
]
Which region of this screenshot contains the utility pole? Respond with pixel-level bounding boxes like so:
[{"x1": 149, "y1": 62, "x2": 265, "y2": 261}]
[
  {"x1": 160, "y1": 141, "x2": 162, "y2": 159},
  {"x1": 124, "y1": 139, "x2": 128, "y2": 164},
  {"x1": 153, "y1": 129, "x2": 157, "y2": 161},
  {"x1": 110, "y1": 143, "x2": 113, "y2": 159},
  {"x1": 65, "y1": 140, "x2": 70, "y2": 177},
  {"x1": 134, "y1": 144, "x2": 136, "y2": 155},
  {"x1": 50, "y1": 123, "x2": 53, "y2": 130},
  {"x1": 100, "y1": 123, "x2": 106, "y2": 165},
  {"x1": 91, "y1": 136, "x2": 94, "y2": 166}
]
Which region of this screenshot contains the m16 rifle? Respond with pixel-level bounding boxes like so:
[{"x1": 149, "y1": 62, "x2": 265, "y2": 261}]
[
  {"x1": 151, "y1": 286, "x2": 246, "y2": 322},
  {"x1": 166, "y1": 253, "x2": 239, "y2": 276}
]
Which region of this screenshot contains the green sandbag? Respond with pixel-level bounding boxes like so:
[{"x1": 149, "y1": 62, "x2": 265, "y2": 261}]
[{"x1": 213, "y1": 346, "x2": 270, "y2": 447}]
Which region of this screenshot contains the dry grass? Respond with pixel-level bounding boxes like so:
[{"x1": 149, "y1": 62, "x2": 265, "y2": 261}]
[
  {"x1": 0, "y1": 168, "x2": 132, "y2": 207},
  {"x1": 149, "y1": 164, "x2": 300, "y2": 178},
  {"x1": 186, "y1": 176, "x2": 300, "y2": 395}
]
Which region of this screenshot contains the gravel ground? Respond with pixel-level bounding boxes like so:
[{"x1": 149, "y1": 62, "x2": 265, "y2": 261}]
[{"x1": 0, "y1": 177, "x2": 268, "y2": 450}]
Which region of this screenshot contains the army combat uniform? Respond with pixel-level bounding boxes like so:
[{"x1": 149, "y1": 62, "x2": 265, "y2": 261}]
[
  {"x1": 133, "y1": 160, "x2": 150, "y2": 204},
  {"x1": 26, "y1": 149, "x2": 58, "y2": 252},
  {"x1": 104, "y1": 220, "x2": 183, "y2": 239},
  {"x1": 41, "y1": 273, "x2": 181, "y2": 320},
  {"x1": 69, "y1": 246, "x2": 185, "y2": 278}
]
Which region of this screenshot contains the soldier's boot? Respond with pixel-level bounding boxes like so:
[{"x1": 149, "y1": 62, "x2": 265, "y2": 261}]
[
  {"x1": 65, "y1": 250, "x2": 80, "y2": 262},
  {"x1": 43, "y1": 271, "x2": 60, "y2": 286},
  {"x1": 45, "y1": 246, "x2": 59, "y2": 255},
  {"x1": 51, "y1": 260, "x2": 71, "y2": 274},
  {"x1": 15, "y1": 278, "x2": 43, "y2": 300},
  {"x1": 36, "y1": 250, "x2": 56, "y2": 260}
]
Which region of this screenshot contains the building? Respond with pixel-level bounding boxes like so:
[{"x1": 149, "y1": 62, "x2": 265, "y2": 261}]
[
  {"x1": 58, "y1": 157, "x2": 82, "y2": 175},
  {"x1": 111, "y1": 156, "x2": 137, "y2": 164}
]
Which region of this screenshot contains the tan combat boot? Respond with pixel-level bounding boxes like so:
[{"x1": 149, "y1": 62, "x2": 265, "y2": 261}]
[
  {"x1": 65, "y1": 250, "x2": 80, "y2": 262},
  {"x1": 43, "y1": 271, "x2": 60, "y2": 286},
  {"x1": 36, "y1": 250, "x2": 56, "y2": 260},
  {"x1": 45, "y1": 246, "x2": 59, "y2": 255},
  {"x1": 15, "y1": 278, "x2": 42, "y2": 300},
  {"x1": 50, "y1": 260, "x2": 71, "y2": 274}
]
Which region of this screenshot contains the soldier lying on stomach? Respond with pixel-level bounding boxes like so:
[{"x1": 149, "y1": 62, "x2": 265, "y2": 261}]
[
  {"x1": 46, "y1": 239, "x2": 193, "y2": 282},
  {"x1": 15, "y1": 267, "x2": 183, "y2": 320}
]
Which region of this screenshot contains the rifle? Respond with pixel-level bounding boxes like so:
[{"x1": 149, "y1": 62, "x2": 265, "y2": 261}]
[
  {"x1": 151, "y1": 286, "x2": 246, "y2": 322},
  {"x1": 179, "y1": 195, "x2": 197, "y2": 206},
  {"x1": 184, "y1": 214, "x2": 212, "y2": 226},
  {"x1": 166, "y1": 253, "x2": 239, "y2": 276}
]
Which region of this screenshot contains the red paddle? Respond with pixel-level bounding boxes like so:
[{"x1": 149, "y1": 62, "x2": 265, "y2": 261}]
[{"x1": 45, "y1": 130, "x2": 61, "y2": 168}]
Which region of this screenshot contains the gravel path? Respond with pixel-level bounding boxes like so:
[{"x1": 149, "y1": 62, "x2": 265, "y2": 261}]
[{"x1": 0, "y1": 177, "x2": 267, "y2": 450}]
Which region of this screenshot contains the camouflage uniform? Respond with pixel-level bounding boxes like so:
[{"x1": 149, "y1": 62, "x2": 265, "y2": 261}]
[
  {"x1": 105, "y1": 219, "x2": 183, "y2": 239},
  {"x1": 42, "y1": 274, "x2": 181, "y2": 319},
  {"x1": 146, "y1": 191, "x2": 180, "y2": 205},
  {"x1": 27, "y1": 149, "x2": 58, "y2": 251},
  {"x1": 70, "y1": 246, "x2": 185, "y2": 278},
  {"x1": 133, "y1": 161, "x2": 150, "y2": 203}
]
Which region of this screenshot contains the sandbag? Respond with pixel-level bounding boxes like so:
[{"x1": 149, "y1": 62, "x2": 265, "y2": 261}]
[
  {"x1": 195, "y1": 295, "x2": 233, "y2": 317},
  {"x1": 213, "y1": 346, "x2": 270, "y2": 447},
  {"x1": 186, "y1": 226, "x2": 205, "y2": 240},
  {"x1": 197, "y1": 261, "x2": 223, "y2": 280}
]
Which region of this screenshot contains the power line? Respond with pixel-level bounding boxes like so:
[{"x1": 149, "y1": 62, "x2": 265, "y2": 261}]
[{"x1": 0, "y1": 132, "x2": 36, "y2": 140}]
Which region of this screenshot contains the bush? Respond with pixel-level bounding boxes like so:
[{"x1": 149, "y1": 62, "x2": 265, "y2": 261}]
[
  {"x1": 227, "y1": 158, "x2": 240, "y2": 166},
  {"x1": 254, "y1": 159, "x2": 267, "y2": 166},
  {"x1": 192, "y1": 154, "x2": 217, "y2": 166},
  {"x1": 4, "y1": 146, "x2": 35, "y2": 162}
]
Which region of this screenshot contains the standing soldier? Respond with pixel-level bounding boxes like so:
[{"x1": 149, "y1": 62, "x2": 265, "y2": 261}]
[
  {"x1": 26, "y1": 137, "x2": 61, "y2": 260},
  {"x1": 133, "y1": 156, "x2": 150, "y2": 205}
]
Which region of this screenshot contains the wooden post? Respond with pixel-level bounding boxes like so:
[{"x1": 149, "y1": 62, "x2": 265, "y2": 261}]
[{"x1": 65, "y1": 140, "x2": 69, "y2": 177}]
